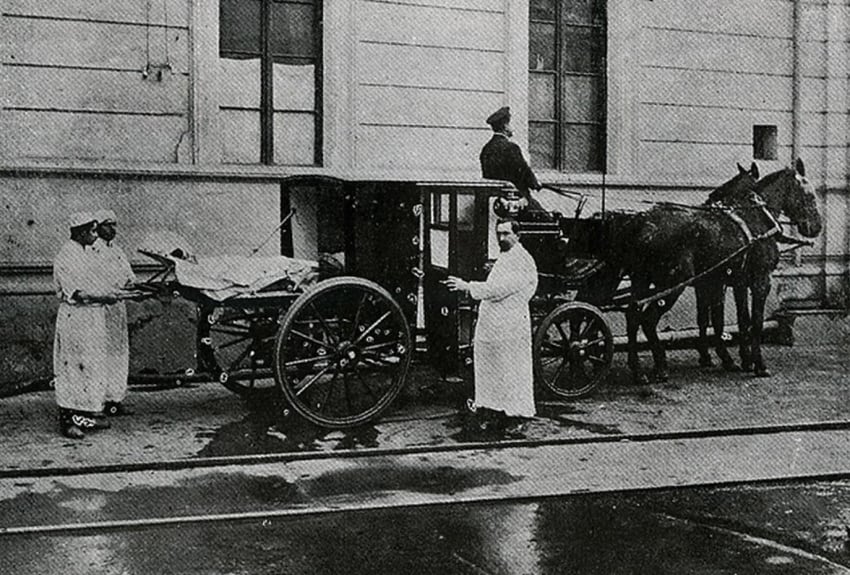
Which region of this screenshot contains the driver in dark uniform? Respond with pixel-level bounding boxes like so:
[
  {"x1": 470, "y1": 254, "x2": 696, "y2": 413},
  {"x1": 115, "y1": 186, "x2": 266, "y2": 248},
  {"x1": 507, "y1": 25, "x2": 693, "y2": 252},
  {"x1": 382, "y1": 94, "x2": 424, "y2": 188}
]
[{"x1": 479, "y1": 106, "x2": 546, "y2": 212}]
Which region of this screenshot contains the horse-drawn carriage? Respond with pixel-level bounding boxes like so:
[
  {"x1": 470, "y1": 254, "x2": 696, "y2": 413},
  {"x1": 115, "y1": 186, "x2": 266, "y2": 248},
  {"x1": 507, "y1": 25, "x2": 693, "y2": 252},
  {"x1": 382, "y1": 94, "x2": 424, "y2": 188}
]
[{"x1": 128, "y1": 162, "x2": 821, "y2": 430}]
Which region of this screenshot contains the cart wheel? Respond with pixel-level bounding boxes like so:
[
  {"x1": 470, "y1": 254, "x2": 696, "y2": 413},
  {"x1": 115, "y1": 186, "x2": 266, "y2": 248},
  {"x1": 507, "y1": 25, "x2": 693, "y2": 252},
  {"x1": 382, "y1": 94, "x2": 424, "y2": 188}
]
[
  {"x1": 203, "y1": 306, "x2": 280, "y2": 398},
  {"x1": 275, "y1": 277, "x2": 412, "y2": 428},
  {"x1": 534, "y1": 302, "x2": 612, "y2": 398}
]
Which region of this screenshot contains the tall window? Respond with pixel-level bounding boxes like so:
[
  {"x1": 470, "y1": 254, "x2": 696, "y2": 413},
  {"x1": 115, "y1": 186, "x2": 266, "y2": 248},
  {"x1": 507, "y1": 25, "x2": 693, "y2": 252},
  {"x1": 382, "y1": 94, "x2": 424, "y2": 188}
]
[
  {"x1": 219, "y1": 0, "x2": 322, "y2": 165},
  {"x1": 529, "y1": 0, "x2": 606, "y2": 172}
]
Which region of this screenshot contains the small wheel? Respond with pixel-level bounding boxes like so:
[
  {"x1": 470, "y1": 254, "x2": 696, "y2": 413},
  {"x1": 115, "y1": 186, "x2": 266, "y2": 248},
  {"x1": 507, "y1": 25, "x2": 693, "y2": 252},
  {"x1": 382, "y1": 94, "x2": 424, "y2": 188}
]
[
  {"x1": 534, "y1": 302, "x2": 612, "y2": 398},
  {"x1": 274, "y1": 277, "x2": 412, "y2": 428},
  {"x1": 201, "y1": 305, "x2": 280, "y2": 398}
]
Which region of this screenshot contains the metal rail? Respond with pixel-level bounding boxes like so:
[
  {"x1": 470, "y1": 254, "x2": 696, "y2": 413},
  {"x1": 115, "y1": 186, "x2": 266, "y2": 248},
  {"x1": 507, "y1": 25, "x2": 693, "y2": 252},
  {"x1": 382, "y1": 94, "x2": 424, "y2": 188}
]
[{"x1": 4, "y1": 418, "x2": 850, "y2": 536}]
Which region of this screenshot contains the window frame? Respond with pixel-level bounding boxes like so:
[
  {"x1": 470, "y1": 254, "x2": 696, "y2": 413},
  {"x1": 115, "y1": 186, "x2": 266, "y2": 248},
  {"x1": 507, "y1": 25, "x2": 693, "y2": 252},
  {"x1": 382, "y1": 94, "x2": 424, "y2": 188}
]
[
  {"x1": 528, "y1": 1, "x2": 607, "y2": 174},
  {"x1": 218, "y1": 0, "x2": 323, "y2": 166}
]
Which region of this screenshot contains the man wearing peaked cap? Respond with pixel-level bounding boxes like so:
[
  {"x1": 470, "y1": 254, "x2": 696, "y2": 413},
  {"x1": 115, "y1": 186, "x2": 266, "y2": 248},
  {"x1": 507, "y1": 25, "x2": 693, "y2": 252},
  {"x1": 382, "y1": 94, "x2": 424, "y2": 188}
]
[
  {"x1": 53, "y1": 210, "x2": 118, "y2": 438},
  {"x1": 480, "y1": 106, "x2": 545, "y2": 211},
  {"x1": 93, "y1": 208, "x2": 136, "y2": 417}
]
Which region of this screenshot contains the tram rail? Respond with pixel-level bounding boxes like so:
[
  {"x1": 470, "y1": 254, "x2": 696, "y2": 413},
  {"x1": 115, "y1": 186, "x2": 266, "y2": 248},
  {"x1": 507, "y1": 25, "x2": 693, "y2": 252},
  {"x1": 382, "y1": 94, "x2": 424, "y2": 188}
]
[{"x1": 4, "y1": 416, "x2": 850, "y2": 481}]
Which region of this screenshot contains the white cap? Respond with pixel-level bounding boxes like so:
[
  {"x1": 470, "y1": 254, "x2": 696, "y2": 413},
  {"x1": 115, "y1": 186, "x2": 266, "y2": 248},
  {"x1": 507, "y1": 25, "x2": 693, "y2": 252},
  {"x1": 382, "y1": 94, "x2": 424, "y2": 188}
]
[
  {"x1": 93, "y1": 209, "x2": 117, "y2": 224},
  {"x1": 69, "y1": 211, "x2": 96, "y2": 229}
]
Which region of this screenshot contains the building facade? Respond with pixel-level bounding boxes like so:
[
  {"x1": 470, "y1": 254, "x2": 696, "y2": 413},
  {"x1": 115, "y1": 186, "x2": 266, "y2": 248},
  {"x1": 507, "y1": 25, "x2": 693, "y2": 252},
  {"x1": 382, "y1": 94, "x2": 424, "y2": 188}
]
[{"x1": 0, "y1": 0, "x2": 847, "y2": 383}]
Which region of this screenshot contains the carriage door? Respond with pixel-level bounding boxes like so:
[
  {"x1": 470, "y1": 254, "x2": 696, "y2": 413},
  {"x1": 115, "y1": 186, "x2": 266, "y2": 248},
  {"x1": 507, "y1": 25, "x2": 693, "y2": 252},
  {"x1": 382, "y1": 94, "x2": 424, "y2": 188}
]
[{"x1": 422, "y1": 184, "x2": 493, "y2": 376}]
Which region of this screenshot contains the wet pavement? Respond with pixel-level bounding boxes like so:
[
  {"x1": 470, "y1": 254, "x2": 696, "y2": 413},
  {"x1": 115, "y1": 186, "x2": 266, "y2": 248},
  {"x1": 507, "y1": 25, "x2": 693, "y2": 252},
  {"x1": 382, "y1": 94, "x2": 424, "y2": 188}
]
[
  {"x1": 3, "y1": 486, "x2": 850, "y2": 574},
  {"x1": 1, "y1": 315, "x2": 849, "y2": 572},
  {"x1": 0, "y1": 336, "x2": 848, "y2": 473}
]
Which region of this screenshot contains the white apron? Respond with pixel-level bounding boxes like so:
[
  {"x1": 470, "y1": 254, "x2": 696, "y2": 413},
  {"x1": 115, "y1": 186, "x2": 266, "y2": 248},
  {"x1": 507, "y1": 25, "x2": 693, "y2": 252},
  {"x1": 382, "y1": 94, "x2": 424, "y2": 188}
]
[
  {"x1": 53, "y1": 241, "x2": 110, "y2": 413},
  {"x1": 93, "y1": 240, "x2": 136, "y2": 403},
  {"x1": 468, "y1": 243, "x2": 538, "y2": 417}
]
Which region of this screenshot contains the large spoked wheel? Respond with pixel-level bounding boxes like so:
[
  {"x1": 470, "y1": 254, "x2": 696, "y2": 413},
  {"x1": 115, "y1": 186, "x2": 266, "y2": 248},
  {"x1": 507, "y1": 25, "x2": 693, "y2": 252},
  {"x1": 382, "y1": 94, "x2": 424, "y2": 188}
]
[
  {"x1": 274, "y1": 277, "x2": 412, "y2": 428},
  {"x1": 199, "y1": 304, "x2": 285, "y2": 398},
  {"x1": 534, "y1": 302, "x2": 613, "y2": 399}
]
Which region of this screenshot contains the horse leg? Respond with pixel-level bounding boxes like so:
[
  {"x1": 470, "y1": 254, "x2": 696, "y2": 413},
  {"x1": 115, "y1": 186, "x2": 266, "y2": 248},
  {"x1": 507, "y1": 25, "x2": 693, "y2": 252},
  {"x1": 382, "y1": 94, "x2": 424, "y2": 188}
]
[
  {"x1": 640, "y1": 290, "x2": 681, "y2": 383},
  {"x1": 750, "y1": 276, "x2": 772, "y2": 377},
  {"x1": 733, "y1": 283, "x2": 752, "y2": 371},
  {"x1": 707, "y1": 282, "x2": 737, "y2": 371},
  {"x1": 695, "y1": 285, "x2": 713, "y2": 367},
  {"x1": 625, "y1": 302, "x2": 646, "y2": 385}
]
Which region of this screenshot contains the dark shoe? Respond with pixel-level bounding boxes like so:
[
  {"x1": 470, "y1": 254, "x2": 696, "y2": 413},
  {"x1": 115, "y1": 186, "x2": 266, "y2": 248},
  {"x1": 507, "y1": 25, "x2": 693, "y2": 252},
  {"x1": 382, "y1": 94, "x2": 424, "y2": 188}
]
[
  {"x1": 503, "y1": 423, "x2": 527, "y2": 439},
  {"x1": 91, "y1": 415, "x2": 111, "y2": 430},
  {"x1": 104, "y1": 402, "x2": 133, "y2": 416},
  {"x1": 60, "y1": 422, "x2": 85, "y2": 439}
]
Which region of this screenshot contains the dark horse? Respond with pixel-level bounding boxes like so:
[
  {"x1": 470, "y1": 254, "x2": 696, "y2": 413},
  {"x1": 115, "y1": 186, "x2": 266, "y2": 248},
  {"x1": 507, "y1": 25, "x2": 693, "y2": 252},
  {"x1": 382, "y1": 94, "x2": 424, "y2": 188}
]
[
  {"x1": 694, "y1": 159, "x2": 822, "y2": 376},
  {"x1": 585, "y1": 164, "x2": 761, "y2": 384}
]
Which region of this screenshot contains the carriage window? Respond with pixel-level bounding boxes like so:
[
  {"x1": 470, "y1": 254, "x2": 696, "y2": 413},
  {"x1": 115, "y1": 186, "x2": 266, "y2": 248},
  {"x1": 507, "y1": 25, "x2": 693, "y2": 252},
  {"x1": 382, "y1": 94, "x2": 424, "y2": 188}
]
[
  {"x1": 529, "y1": 0, "x2": 607, "y2": 173},
  {"x1": 753, "y1": 125, "x2": 778, "y2": 161},
  {"x1": 219, "y1": 0, "x2": 322, "y2": 165}
]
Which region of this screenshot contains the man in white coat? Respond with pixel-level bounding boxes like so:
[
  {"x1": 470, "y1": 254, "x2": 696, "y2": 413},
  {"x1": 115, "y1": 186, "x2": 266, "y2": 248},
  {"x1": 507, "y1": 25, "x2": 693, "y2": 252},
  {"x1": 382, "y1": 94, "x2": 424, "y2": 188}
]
[
  {"x1": 53, "y1": 212, "x2": 117, "y2": 438},
  {"x1": 93, "y1": 209, "x2": 136, "y2": 416},
  {"x1": 445, "y1": 219, "x2": 538, "y2": 436}
]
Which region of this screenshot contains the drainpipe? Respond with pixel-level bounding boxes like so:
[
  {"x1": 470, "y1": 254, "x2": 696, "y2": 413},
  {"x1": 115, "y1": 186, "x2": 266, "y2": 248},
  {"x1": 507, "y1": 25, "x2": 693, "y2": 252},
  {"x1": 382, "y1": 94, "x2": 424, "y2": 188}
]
[{"x1": 791, "y1": 0, "x2": 802, "y2": 162}]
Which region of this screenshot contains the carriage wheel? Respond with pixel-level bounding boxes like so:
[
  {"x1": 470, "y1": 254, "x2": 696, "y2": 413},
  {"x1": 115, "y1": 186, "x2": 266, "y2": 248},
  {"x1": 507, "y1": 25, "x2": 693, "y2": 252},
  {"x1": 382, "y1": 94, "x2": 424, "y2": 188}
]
[
  {"x1": 534, "y1": 302, "x2": 613, "y2": 399},
  {"x1": 201, "y1": 305, "x2": 281, "y2": 398},
  {"x1": 274, "y1": 277, "x2": 412, "y2": 428}
]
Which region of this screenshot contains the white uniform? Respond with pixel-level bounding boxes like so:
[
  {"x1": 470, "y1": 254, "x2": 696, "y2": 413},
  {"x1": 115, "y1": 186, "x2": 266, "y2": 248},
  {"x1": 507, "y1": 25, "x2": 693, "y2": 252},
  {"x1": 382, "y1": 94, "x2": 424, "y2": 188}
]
[
  {"x1": 93, "y1": 239, "x2": 135, "y2": 404},
  {"x1": 53, "y1": 240, "x2": 110, "y2": 413},
  {"x1": 468, "y1": 243, "x2": 538, "y2": 418}
]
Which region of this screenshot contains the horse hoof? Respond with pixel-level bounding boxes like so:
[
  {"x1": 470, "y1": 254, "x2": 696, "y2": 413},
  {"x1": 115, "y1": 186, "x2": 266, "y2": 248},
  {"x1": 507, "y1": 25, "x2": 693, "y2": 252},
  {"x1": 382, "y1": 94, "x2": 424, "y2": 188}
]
[
  {"x1": 755, "y1": 368, "x2": 770, "y2": 378},
  {"x1": 722, "y1": 361, "x2": 740, "y2": 373},
  {"x1": 741, "y1": 362, "x2": 754, "y2": 373},
  {"x1": 698, "y1": 357, "x2": 713, "y2": 368},
  {"x1": 633, "y1": 374, "x2": 651, "y2": 386},
  {"x1": 653, "y1": 370, "x2": 669, "y2": 383}
]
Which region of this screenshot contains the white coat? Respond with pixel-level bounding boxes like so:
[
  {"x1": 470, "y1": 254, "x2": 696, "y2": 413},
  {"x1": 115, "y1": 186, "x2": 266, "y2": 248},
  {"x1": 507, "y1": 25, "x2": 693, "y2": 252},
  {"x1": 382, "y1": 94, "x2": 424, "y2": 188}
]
[
  {"x1": 468, "y1": 243, "x2": 538, "y2": 417},
  {"x1": 93, "y1": 239, "x2": 136, "y2": 403},
  {"x1": 53, "y1": 240, "x2": 110, "y2": 413}
]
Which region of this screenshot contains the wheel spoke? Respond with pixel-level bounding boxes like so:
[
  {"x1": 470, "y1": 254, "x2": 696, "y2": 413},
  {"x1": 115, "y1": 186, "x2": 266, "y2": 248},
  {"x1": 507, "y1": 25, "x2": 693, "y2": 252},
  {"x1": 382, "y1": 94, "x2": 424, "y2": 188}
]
[
  {"x1": 586, "y1": 354, "x2": 607, "y2": 365},
  {"x1": 318, "y1": 369, "x2": 340, "y2": 412},
  {"x1": 361, "y1": 354, "x2": 399, "y2": 367},
  {"x1": 227, "y1": 344, "x2": 254, "y2": 372},
  {"x1": 555, "y1": 322, "x2": 570, "y2": 344},
  {"x1": 350, "y1": 293, "x2": 369, "y2": 341},
  {"x1": 285, "y1": 354, "x2": 333, "y2": 369},
  {"x1": 214, "y1": 335, "x2": 252, "y2": 351},
  {"x1": 290, "y1": 329, "x2": 336, "y2": 351},
  {"x1": 295, "y1": 361, "x2": 336, "y2": 396},
  {"x1": 353, "y1": 311, "x2": 392, "y2": 345},
  {"x1": 542, "y1": 340, "x2": 567, "y2": 354},
  {"x1": 551, "y1": 357, "x2": 570, "y2": 384},
  {"x1": 210, "y1": 327, "x2": 251, "y2": 337},
  {"x1": 578, "y1": 318, "x2": 598, "y2": 340},
  {"x1": 360, "y1": 340, "x2": 401, "y2": 353},
  {"x1": 310, "y1": 301, "x2": 340, "y2": 345},
  {"x1": 354, "y1": 370, "x2": 379, "y2": 402},
  {"x1": 342, "y1": 371, "x2": 353, "y2": 414}
]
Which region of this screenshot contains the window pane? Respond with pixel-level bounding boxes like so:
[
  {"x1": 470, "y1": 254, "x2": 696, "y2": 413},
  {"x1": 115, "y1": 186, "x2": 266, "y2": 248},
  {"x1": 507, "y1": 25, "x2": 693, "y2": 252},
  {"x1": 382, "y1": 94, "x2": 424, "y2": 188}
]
[
  {"x1": 560, "y1": 26, "x2": 605, "y2": 73},
  {"x1": 529, "y1": 73, "x2": 555, "y2": 120},
  {"x1": 563, "y1": 0, "x2": 606, "y2": 25},
  {"x1": 273, "y1": 61, "x2": 315, "y2": 110},
  {"x1": 561, "y1": 75, "x2": 603, "y2": 123},
  {"x1": 530, "y1": 0, "x2": 555, "y2": 21},
  {"x1": 219, "y1": 57, "x2": 261, "y2": 108},
  {"x1": 273, "y1": 112, "x2": 316, "y2": 165},
  {"x1": 220, "y1": 0, "x2": 261, "y2": 54},
  {"x1": 530, "y1": 122, "x2": 556, "y2": 169},
  {"x1": 270, "y1": 2, "x2": 316, "y2": 58},
  {"x1": 220, "y1": 109, "x2": 261, "y2": 163},
  {"x1": 561, "y1": 123, "x2": 605, "y2": 172},
  {"x1": 529, "y1": 21, "x2": 556, "y2": 70}
]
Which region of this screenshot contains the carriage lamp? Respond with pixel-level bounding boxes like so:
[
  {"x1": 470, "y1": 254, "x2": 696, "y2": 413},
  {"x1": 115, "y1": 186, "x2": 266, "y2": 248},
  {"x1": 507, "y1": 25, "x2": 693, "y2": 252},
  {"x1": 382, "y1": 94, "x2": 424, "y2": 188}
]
[{"x1": 493, "y1": 186, "x2": 527, "y2": 218}]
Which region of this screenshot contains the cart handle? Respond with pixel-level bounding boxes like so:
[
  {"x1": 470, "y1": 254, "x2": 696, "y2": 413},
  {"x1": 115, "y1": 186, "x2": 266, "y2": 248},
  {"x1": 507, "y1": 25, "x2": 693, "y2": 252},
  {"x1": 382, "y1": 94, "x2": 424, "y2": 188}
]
[{"x1": 249, "y1": 209, "x2": 296, "y2": 257}]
